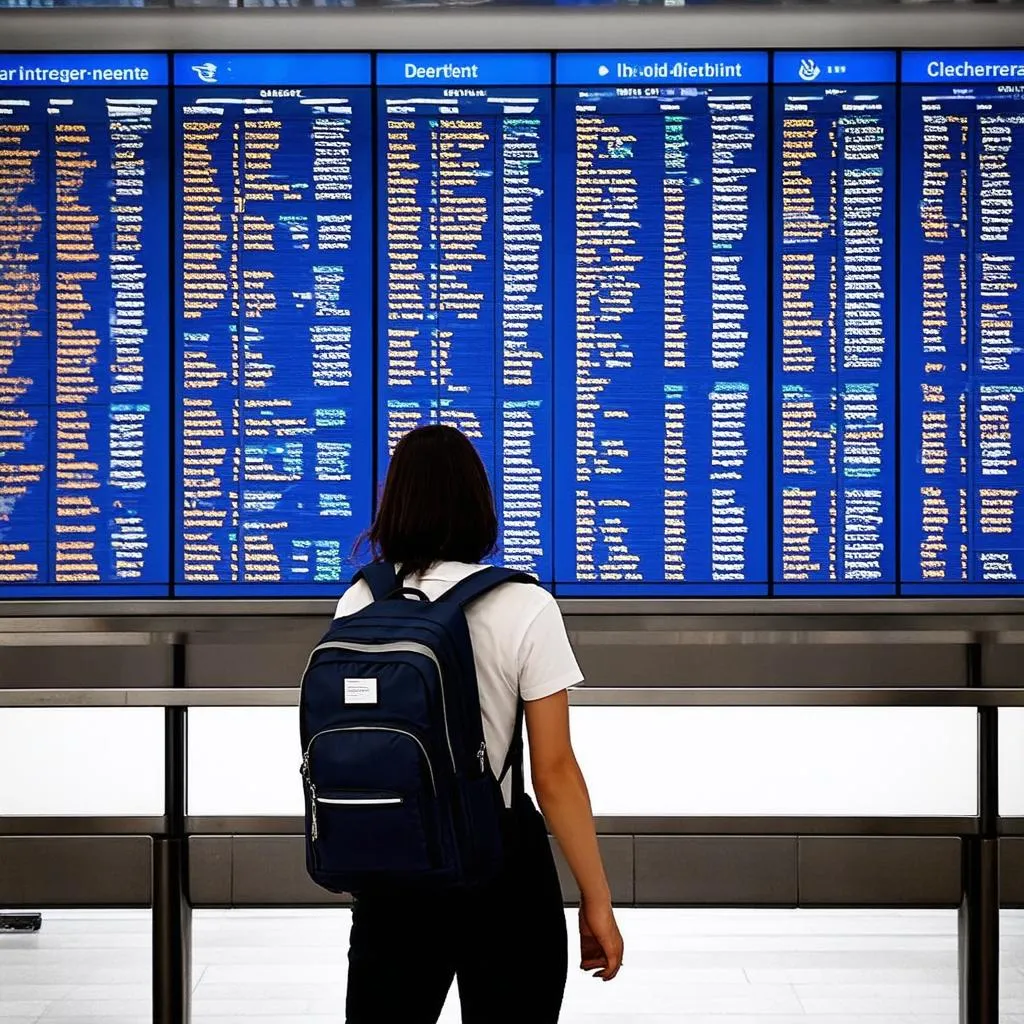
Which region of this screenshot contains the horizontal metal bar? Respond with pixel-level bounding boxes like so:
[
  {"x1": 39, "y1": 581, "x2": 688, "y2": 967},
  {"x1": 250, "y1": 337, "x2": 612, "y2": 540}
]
[
  {"x1": 0, "y1": 631, "x2": 181, "y2": 647},
  {"x1": 1, "y1": 6, "x2": 1022, "y2": 52},
  {"x1": 570, "y1": 688, "x2": 1024, "y2": 708},
  {"x1": 0, "y1": 813, "x2": 980, "y2": 839},
  {"x1": 3, "y1": 686, "x2": 1024, "y2": 708},
  {"x1": 0, "y1": 688, "x2": 295, "y2": 707},
  {"x1": 0, "y1": 817, "x2": 166, "y2": 836},
  {"x1": 183, "y1": 815, "x2": 979, "y2": 839},
  {"x1": 569, "y1": 629, "x2": 978, "y2": 646},
  {"x1": 0, "y1": 815, "x2": 983, "y2": 839},
  {"x1": 3, "y1": 600, "x2": 1024, "y2": 621}
]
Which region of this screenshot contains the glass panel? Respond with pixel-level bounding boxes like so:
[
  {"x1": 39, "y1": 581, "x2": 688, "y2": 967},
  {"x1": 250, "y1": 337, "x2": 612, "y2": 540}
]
[
  {"x1": 0, "y1": 709, "x2": 164, "y2": 816},
  {"x1": 0, "y1": 910, "x2": 151, "y2": 1023},
  {"x1": 188, "y1": 705, "x2": 976, "y2": 817},
  {"x1": 190, "y1": 909, "x2": 959, "y2": 1020},
  {"x1": 564, "y1": 707, "x2": 977, "y2": 816},
  {"x1": 188, "y1": 707, "x2": 299, "y2": 816},
  {"x1": 1000, "y1": 709, "x2": 1024, "y2": 815}
]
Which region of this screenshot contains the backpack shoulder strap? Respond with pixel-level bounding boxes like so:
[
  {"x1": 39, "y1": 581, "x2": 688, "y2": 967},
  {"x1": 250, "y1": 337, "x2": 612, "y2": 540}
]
[
  {"x1": 498, "y1": 696, "x2": 526, "y2": 801},
  {"x1": 438, "y1": 566, "x2": 537, "y2": 609},
  {"x1": 351, "y1": 562, "x2": 400, "y2": 603}
]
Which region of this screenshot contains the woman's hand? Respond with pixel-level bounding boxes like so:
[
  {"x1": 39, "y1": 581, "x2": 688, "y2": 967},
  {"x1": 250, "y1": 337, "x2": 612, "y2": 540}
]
[{"x1": 579, "y1": 895, "x2": 624, "y2": 981}]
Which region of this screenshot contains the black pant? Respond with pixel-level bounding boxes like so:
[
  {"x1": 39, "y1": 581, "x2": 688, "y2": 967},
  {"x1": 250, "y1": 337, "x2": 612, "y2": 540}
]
[{"x1": 346, "y1": 796, "x2": 568, "y2": 1024}]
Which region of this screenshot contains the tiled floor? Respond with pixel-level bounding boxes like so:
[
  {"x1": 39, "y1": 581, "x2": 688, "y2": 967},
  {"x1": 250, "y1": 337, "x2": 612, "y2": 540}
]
[{"x1": 1, "y1": 907, "x2": 1022, "y2": 1022}]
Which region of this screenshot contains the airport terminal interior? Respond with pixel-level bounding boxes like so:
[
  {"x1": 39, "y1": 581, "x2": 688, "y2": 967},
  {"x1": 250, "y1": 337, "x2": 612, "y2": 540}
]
[{"x1": 4, "y1": 0, "x2": 1024, "y2": 1021}]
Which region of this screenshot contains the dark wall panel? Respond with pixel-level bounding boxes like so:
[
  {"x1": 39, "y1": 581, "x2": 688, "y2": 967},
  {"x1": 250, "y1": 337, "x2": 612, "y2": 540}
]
[
  {"x1": 189, "y1": 836, "x2": 232, "y2": 906},
  {"x1": 799, "y1": 837, "x2": 961, "y2": 907},
  {"x1": 635, "y1": 837, "x2": 798, "y2": 906},
  {"x1": 570, "y1": 643, "x2": 965, "y2": 688},
  {"x1": 984, "y1": 644, "x2": 1024, "y2": 687},
  {"x1": 231, "y1": 836, "x2": 350, "y2": 906},
  {"x1": 0, "y1": 648, "x2": 171, "y2": 689},
  {"x1": 0, "y1": 837, "x2": 151, "y2": 907},
  {"x1": 189, "y1": 629, "x2": 324, "y2": 688},
  {"x1": 551, "y1": 836, "x2": 633, "y2": 906},
  {"x1": 1002, "y1": 837, "x2": 1024, "y2": 907}
]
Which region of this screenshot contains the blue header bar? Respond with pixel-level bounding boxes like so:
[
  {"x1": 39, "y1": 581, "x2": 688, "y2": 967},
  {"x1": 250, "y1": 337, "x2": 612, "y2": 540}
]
[
  {"x1": 774, "y1": 51, "x2": 896, "y2": 85},
  {"x1": 556, "y1": 51, "x2": 768, "y2": 85},
  {"x1": 173, "y1": 53, "x2": 370, "y2": 87},
  {"x1": 0, "y1": 54, "x2": 168, "y2": 87},
  {"x1": 376, "y1": 53, "x2": 551, "y2": 86},
  {"x1": 902, "y1": 50, "x2": 1024, "y2": 83}
]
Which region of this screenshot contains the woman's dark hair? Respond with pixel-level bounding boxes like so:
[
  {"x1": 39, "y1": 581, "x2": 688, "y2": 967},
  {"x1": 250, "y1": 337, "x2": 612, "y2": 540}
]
[{"x1": 364, "y1": 425, "x2": 498, "y2": 578}]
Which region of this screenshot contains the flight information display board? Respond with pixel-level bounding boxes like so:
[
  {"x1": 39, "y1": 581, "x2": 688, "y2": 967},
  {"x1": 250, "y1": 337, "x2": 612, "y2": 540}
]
[
  {"x1": 773, "y1": 52, "x2": 898, "y2": 595},
  {"x1": 0, "y1": 53, "x2": 170, "y2": 598},
  {"x1": 901, "y1": 51, "x2": 1024, "y2": 594},
  {"x1": 553, "y1": 53, "x2": 770, "y2": 595},
  {"x1": 377, "y1": 53, "x2": 554, "y2": 581},
  {"x1": 7, "y1": 46, "x2": 1024, "y2": 601},
  {"x1": 174, "y1": 54, "x2": 373, "y2": 595}
]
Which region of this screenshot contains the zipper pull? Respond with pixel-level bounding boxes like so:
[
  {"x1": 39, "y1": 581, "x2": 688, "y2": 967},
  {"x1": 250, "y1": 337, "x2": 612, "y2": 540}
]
[
  {"x1": 477, "y1": 742, "x2": 487, "y2": 775},
  {"x1": 302, "y1": 755, "x2": 318, "y2": 842}
]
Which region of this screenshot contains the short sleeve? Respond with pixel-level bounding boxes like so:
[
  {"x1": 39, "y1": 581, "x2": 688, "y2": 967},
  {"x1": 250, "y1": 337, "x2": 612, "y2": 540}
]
[
  {"x1": 516, "y1": 596, "x2": 584, "y2": 702},
  {"x1": 334, "y1": 580, "x2": 373, "y2": 620}
]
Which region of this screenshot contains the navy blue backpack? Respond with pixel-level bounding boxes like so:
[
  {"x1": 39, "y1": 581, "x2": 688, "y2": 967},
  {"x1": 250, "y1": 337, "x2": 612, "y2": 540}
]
[{"x1": 299, "y1": 562, "x2": 535, "y2": 893}]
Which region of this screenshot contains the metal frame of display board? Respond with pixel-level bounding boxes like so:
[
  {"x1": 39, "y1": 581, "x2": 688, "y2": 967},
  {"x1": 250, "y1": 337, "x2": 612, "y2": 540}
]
[{"x1": 1, "y1": 5, "x2": 1024, "y2": 51}]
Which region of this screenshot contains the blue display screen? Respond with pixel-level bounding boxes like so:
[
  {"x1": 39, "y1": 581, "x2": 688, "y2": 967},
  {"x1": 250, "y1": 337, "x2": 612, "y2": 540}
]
[
  {"x1": 553, "y1": 52, "x2": 770, "y2": 595},
  {"x1": 0, "y1": 54, "x2": 171, "y2": 597},
  {"x1": 773, "y1": 51, "x2": 898, "y2": 595},
  {"x1": 900, "y1": 50, "x2": 1024, "y2": 594},
  {"x1": 376, "y1": 54, "x2": 554, "y2": 582},
  {"x1": 6, "y1": 48, "x2": 1024, "y2": 600},
  {"x1": 173, "y1": 54, "x2": 374, "y2": 595}
]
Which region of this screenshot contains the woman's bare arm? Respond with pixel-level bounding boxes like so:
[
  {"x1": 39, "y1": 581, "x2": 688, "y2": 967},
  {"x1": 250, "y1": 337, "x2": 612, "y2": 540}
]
[{"x1": 526, "y1": 690, "x2": 623, "y2": 980}]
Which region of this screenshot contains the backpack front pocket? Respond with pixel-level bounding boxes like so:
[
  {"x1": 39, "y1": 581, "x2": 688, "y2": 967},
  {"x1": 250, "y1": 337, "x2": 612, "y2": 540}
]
[{"x1": 303, "y1": 726, "x2": 440, "y2": 876}]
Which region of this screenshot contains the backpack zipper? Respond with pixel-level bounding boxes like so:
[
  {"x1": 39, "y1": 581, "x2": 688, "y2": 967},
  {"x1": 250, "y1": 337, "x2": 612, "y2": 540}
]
[
  {"x1": 300, "y1": 640, "x2": 457, "y2": 775},
  {"x1": 301, "y1": 755, "x2": 320, "y2": 840},
  {"x1": 316, "y1": 796, "x2": 403, "y2": 807},
  {"x1": 304, "y1": 726, "x2": 437, "y2": 795}
]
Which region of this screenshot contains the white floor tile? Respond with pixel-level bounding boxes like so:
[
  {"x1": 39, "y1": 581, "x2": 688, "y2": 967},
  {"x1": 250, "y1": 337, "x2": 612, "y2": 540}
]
[{"x1": 3, "y1": 907, "x2": 1020, "y2": 1021}]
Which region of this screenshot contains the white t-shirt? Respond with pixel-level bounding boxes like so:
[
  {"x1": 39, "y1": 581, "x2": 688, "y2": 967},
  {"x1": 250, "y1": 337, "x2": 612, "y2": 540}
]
[{"x1": 334, "y1": 561, "x2": 583, "y2": 806}]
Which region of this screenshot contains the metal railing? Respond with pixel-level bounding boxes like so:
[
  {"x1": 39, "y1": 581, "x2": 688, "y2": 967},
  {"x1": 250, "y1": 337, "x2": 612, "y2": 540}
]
[{"x1": 0, "y1": 630, "x2": 1018, "y2": 1024}]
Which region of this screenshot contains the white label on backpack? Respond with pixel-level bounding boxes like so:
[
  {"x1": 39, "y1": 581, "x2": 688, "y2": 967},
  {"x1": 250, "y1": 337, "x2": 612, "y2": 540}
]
[{"x1": 344, "y1": 678, "x2": 378, "y2": 705}]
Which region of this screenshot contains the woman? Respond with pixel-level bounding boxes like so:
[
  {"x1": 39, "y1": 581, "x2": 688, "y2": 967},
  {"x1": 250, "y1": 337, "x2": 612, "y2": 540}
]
[{"x1": 336, "y1": 424, "x2": 624, "y2": 1024}]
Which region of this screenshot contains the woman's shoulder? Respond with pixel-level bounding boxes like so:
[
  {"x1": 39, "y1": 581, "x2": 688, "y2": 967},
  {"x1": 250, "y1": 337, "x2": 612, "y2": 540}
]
[
  {"x1": 477, "y1": 569, "x2": 559, "y2": 626},
  {"x1": 333, "y1": 578, "x2": 374, "y2": 619}
]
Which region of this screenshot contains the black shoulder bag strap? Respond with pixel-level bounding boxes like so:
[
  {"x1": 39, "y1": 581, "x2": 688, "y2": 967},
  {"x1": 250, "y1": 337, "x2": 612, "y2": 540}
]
[
  {"x1": 498, "y1": 696, "x2": 526, "y2": 803},
  {"x1": 437, "y1": 566, "x2": 536, "y2": 608},
  {"x1": 439, "y1": 567, "x2": 536, "y2": 803},
  {"x1": 351, "y1": 562, "x2": 400, "y2": 603}
]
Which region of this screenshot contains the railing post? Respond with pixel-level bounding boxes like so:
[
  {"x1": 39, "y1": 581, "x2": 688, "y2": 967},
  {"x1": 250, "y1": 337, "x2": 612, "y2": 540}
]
[
  {"x1": 153, "y1": 638, "x2": 191, "y2": 1024},
  {"x1": 959, "y1": 636, "x2": 999, "y2": 1024}
]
